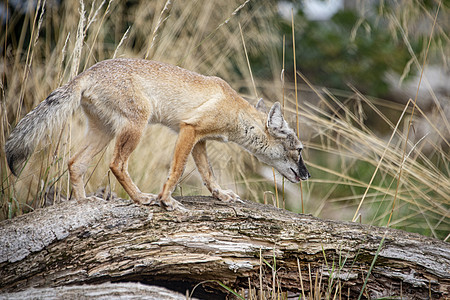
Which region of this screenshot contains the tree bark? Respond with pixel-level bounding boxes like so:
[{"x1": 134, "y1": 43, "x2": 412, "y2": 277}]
[
  {"x1": 0, "y1": 196, "x2": 449, "y2": 299},
  {"x1": 1, "y1": 282, "x2": 191, "y2": 299}
]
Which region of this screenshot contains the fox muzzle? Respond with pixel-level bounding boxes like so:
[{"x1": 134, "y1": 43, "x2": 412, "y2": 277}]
[{"x1": 298, "y1": 155, "x2": 311, "y2": 180}]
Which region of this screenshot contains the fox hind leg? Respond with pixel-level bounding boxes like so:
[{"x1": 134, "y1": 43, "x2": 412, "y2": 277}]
[
  {"x1": 110, "y1": 122, "x2": 158, "y2": 206},
  {"x1": 68, "y1": 124, "x2": 112, "y2": 200}
]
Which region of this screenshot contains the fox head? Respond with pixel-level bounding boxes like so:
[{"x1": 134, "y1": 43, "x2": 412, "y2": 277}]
[{"x1": 251, "y1": 100, "x2": 311, "y2": 183}]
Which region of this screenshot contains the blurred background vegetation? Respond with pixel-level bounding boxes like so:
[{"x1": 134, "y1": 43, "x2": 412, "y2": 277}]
[{"x1": 1, "y1": 0, "x2": 448, "y2": 241}]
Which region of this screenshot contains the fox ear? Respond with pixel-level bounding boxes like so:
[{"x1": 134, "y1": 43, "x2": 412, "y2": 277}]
[
  {"x1": 267, "y1": 102, "x2": 288, "y2": 137},
  {"x1": 255, "y1": 98, "x2": 267, "y2": 113}
]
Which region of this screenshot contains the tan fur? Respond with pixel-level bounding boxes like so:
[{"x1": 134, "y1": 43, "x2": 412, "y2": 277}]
[{"x1": 6, "y1": 58, "x2": 310, "y2": 210}]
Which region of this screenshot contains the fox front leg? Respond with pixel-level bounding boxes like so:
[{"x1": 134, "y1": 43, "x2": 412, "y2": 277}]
[
  {"x1": 158, "y1": 124, "x2": 198, "y2": 211},
  {"x1": 192, "y1": 141, "x2": 242, "y2": 203}
]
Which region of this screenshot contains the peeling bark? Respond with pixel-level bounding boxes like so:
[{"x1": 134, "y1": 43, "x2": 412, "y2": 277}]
[{"x1": 0, "y1": 196, "x2": 449, "y2": 299}]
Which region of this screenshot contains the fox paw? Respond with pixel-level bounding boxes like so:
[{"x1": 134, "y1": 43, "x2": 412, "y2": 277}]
[
  {"x1": 212, "y1": 189, "x2": 243, "y2": 203},
  {"x1": 134, "y1": 193, "x2": 159, "y2": 206},
  {"x1": 160, "y1": 196, "x2": 188, "y2": 212}
]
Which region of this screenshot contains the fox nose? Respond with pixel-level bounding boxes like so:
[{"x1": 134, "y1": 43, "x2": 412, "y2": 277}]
[
  {"x1": 299, "y1": 168, "x2": 310, "y2": 180},
  {"x1": 298, "y1": 156, "x2": 311, "y2": 180},
  {"x1": 303, "y1": 170, "x2": 311, "y2": 180}
]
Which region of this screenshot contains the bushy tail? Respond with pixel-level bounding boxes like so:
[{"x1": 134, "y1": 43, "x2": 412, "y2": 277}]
[{"x1": 5, "y1": 81, "x2": 82, "y2": 176}]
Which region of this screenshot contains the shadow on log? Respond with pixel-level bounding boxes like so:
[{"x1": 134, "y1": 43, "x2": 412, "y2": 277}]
[{"x1": 0, "y1": 196, "x2": 449, "y2": 299}]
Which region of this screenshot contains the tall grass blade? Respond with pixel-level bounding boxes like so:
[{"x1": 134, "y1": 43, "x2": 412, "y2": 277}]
[
  {"x1": 357, "y1": 234, "x2": 386, "y2": 300},
  {"x1": 388, "y1": 0, "x2": 441, "y2": 226},
  {"x1": 145, "y1": 0, "x2": 173, "y2": 59}
]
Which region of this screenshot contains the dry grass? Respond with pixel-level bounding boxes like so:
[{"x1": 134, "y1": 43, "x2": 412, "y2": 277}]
[{"x1": 1, "y1": 0, "x2": 448, "y2": 248}]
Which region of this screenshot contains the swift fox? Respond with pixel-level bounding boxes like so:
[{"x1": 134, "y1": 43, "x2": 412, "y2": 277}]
[{"x1": 6, "y1": 58, "x2": 310, "y2": 210}]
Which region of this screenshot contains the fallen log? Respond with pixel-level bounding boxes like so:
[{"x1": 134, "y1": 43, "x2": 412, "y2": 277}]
[
  {"x1": 1, "y1": 282, "x2": 192, "y2": 299},
  {"x1": 0, "y1": 196, "x2": 449, "y2": 299}
]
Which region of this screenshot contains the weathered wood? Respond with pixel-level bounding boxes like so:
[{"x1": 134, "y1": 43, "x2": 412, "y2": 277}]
[
  {"x1": 1, "y1": 282, "x2": 192, "y2": 300},
  {"x1": 0, "y1": 196, "x2": 449, "y2": 299}
]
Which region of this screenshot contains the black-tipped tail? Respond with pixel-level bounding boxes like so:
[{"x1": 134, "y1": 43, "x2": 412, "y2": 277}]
[
  {"x1": 5, "y1": 83, "x2": 81, "y2": 176},
  {"x1": 5, "y1": 141, "x2": 29, "y2": 176}
]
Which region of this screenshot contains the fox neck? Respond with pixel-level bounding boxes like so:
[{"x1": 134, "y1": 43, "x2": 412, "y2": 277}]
[{"x1": 230, "y1": 107, "x2": 269, "y2": 157}]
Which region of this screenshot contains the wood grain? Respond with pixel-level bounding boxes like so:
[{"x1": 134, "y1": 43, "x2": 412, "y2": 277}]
[{"x1": 1, "y1": 196, "x2": 448, "y2": 299}]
